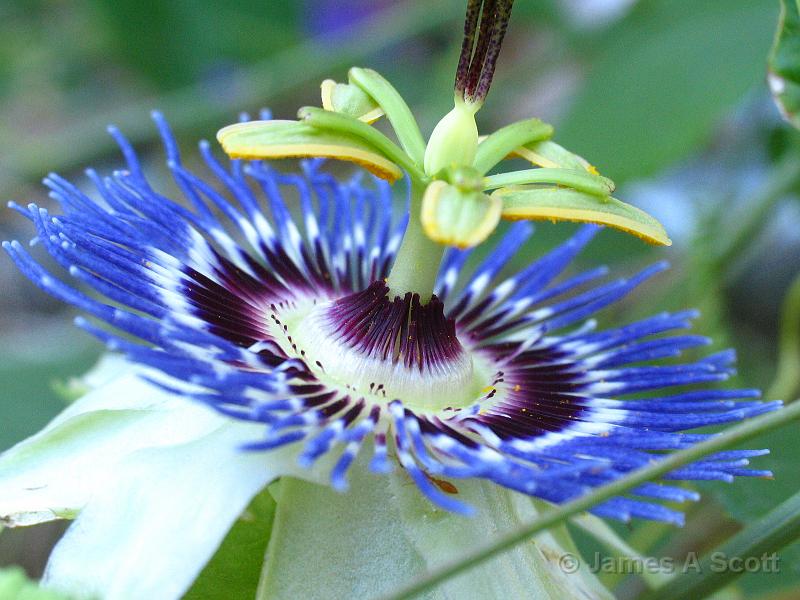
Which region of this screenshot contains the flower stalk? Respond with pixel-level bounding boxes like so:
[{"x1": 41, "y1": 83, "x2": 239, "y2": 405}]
[{"x1": 385, "y1": 179, "x2": 446, "y2": 300}]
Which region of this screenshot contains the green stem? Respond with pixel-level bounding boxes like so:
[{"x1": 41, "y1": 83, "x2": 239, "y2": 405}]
[
  {"x1": 767, "y1": 272, "x2": 800, "y2": 402},
  {"x1": 641, "y1": 488, "x2": 800, "y2": 600},
  {"x1": 714, "y1": 155, "x2": 800, "y2": 269},
  {"x1": 386, "y1": 180, "x2": 446, "y2": 301},
  {"x1": 379, "y1": 399, "x2": 800, "y2": 600}
]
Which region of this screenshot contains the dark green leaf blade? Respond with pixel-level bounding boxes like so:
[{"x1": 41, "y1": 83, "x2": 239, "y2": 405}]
[
  {"x1": 558, "y1": 0, "x2": 778, "y2": 183},
  {"x1": 184, "y1": 487, "x2": 277, "y2": 600}
]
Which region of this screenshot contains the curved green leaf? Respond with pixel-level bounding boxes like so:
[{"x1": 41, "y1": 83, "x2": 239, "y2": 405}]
[{"x1": 558, "y1": 0, "x2": 777, "y2": 182}]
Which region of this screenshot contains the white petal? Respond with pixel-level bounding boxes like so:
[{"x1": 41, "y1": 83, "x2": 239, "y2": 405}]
[
  {"x1": 43, "y1": 423, "x2": 324, "y2": 600},
  {"x1": 259, "y1": 453, "x2": 612, "y2": 600},
  {"x1": 0, "y1": 367, "x2": 225, "y2": 526}
]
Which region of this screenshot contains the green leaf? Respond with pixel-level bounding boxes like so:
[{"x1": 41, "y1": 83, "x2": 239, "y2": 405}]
[
  {"x1": 216, "y1": 119, "x2": 404, "y2": 182},
  {"x1": 643, "y1": 488, "x2": 800, "y2": 600},
  {"x1": 182, "y1": 476, "x2": 277, "y2": 600},
  {"x1": 493, "y1": 187, "x2": 671, "y2": 246},
  {"x1": 558, "y1": 0, "x2": 778, "y2": 182},
  {"x1": 769, "y1": 1, "x2": 800, "y2": 129},
  {"x1": 0, "y1": 567, "x2": 70, "y2": 600},
  {"x1": 473, "y1": 118, "x2": 553, "y2": 175}
]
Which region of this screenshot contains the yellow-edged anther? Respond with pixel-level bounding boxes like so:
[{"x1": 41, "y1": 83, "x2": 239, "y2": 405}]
[
  {"x1": 421, "y1": 181, "x2": 501, "y2": 249},
  {"x1": 320, "y1": 79, "x2": 384, "y2": 124},
  {"x1": 512, "y1": 140, "x2": 593, "y2": 172},
  {"x1": 494, "y1": 187, "x2": 671, "y2": 246},
  {"x1": 217, "y1": 120, "x2": 402, "y2": 182}
]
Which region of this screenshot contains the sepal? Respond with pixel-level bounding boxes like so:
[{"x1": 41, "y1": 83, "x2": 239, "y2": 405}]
[
  {"x1": 258, "y1": 453, "x2": 614, "y2": 600},
  {"x1": 0, "y1": 364, "x2": 224, "y2": 527}
]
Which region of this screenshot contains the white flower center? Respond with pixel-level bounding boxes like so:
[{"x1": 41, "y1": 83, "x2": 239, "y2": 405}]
[{"x1": 271, "y1": 283, "x2": 495, "y2": 412}]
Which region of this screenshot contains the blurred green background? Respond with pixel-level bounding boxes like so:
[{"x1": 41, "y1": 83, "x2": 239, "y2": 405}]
[{"x1": 1, "y1": 0, "x2": 799, "y2": 598}]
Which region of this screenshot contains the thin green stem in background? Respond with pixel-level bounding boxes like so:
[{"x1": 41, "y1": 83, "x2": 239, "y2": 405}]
[
  {"x1": 378, "y1": 400, "x2": 800, "y2": 600},
  {"x1": 767, "y1": 272, "x2": 800, "y2": 402},
  {"x1": 641, "y1": 487, "x2": 800, "y2": 600},
  {"x1": 714, "y1": 155, "x2": 800, "y2": 269}
]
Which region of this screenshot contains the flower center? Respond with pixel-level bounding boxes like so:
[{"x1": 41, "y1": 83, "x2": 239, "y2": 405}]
[{"x1": 278, "y1": 281, "x2": 489, "y2": 412}]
